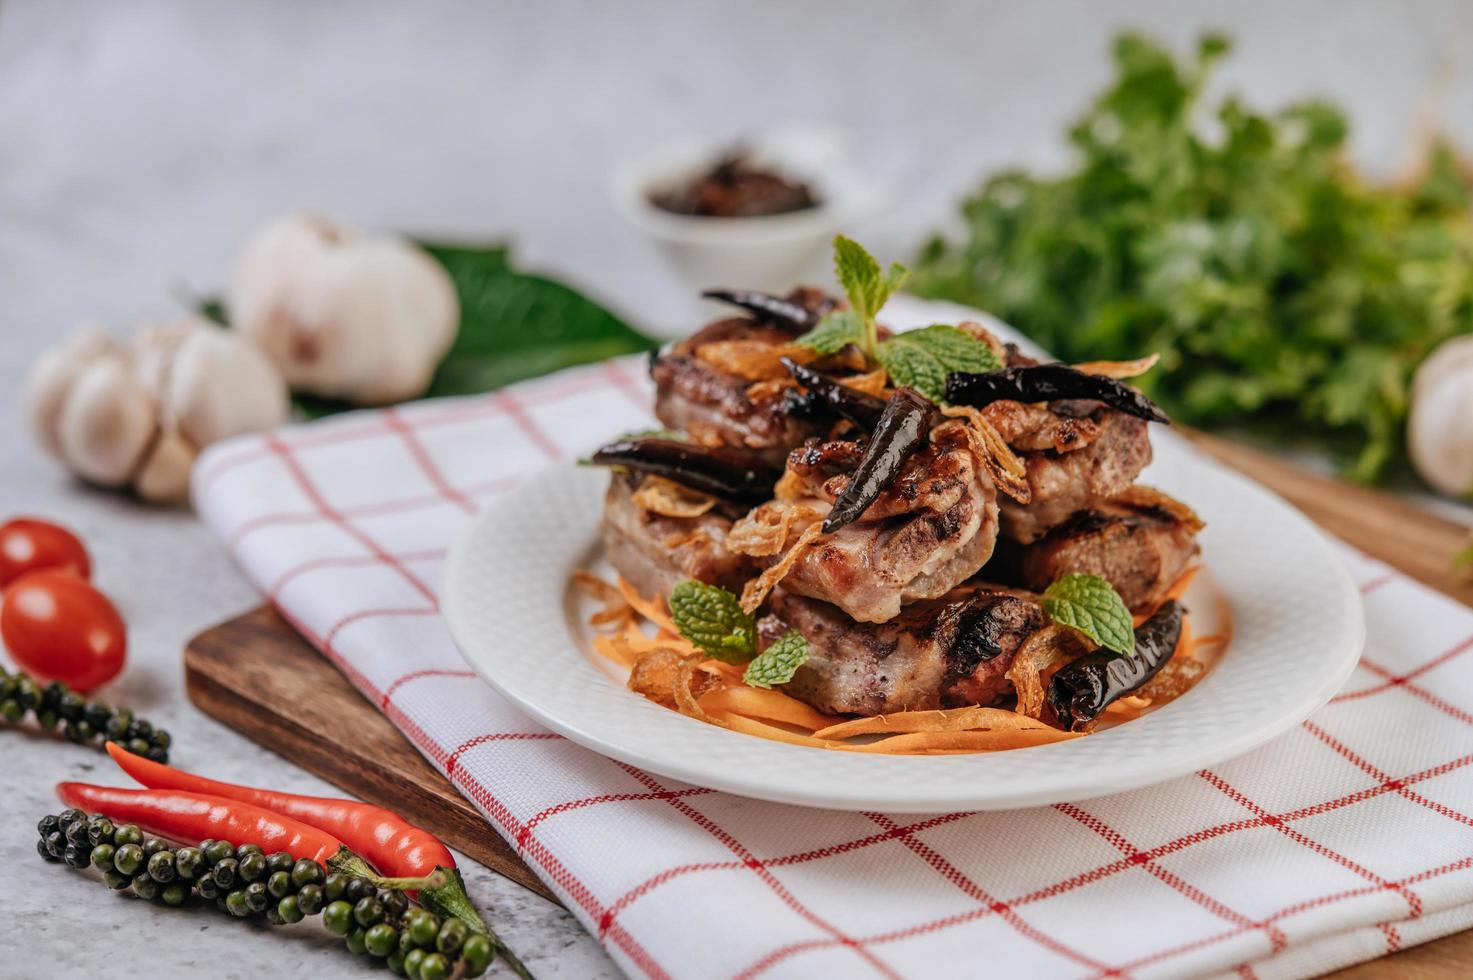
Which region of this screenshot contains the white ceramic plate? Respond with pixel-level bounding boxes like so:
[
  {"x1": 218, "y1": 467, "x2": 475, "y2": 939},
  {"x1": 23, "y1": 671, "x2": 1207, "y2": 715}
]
[{"x1": 443, "y1": 437, "x2": 1364, "y2": 812}]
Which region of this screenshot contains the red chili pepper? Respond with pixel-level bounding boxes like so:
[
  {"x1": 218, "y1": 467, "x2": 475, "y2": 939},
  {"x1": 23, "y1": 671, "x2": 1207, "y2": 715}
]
[
  {"x1": 57, "y1": 782, "x2": 344, "y2": 863},
  {"x1": 106, "y1": 741, "x2": 454, "y2": 877}
]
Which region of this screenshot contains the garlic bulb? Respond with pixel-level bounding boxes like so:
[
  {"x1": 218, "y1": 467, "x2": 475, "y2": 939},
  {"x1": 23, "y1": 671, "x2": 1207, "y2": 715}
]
[
  {"x1": 1408, "y1": 335, "x2": 1473, "y2": 497},
  {"x1": 229, "y1": 214, "x2": 458, "y2": 405},
  {"x1": 23, "y1": 317, "x2": 290, "y2": 504}
]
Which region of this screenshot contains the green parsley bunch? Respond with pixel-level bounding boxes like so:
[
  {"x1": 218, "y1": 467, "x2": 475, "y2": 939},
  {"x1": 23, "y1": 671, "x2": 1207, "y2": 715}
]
[{"x1": 912, "y1": 33, "x2": 1473, "y2": 481}]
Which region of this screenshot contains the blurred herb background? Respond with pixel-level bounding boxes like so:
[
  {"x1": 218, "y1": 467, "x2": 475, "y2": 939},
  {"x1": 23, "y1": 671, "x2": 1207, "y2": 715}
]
[{"x1": 913, "y1": 34, "x2": 1473, "y2": 482}]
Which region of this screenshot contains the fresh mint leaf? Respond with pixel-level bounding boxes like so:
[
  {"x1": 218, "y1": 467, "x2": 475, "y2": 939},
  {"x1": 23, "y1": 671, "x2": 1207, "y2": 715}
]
[
  {"x1": 874, "y1": 341, "x2": 945, "y2": 403},
  {"x1": 668, "y1": 580, "x2": 757, "y2": 664},
  {"x1": 874, "y1": 325, "x2": 1002, "y2": 402},
  {"x1": 742, "y1": 629, "x2": 811, "y2": 689},
  {"x1": 795, "y1": 310, "x2": 866, "y2": 355},
  {"x1": 824, "y1": 236, "x2": 910, "y2": 358},
  {"x1": 880, "y1": 262, "x2": 910, "y2": 300},
  {"x1": 1041, "y1": 574, "x2": 1135, "y2": 655},
  {"x1": 833, "y1": 234, "x2": 884, "y2": 322}
]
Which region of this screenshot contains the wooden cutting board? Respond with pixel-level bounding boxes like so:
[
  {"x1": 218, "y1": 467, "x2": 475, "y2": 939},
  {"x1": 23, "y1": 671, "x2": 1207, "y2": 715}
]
[{"x1": 184, "y1": 430, "x2": 1472, "y2": 975}]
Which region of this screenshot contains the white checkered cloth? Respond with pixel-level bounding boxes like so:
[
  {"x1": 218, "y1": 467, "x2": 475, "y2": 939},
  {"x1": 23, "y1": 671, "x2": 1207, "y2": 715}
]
[{"x1": 194, "y1": 297, "x2": 1473, "y2": 979}]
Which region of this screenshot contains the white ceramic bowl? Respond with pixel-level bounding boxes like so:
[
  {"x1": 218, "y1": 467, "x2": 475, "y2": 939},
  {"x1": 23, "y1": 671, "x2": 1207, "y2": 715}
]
[{"x1": 611, "y1": 127, "x2": 884, "y2": 338}]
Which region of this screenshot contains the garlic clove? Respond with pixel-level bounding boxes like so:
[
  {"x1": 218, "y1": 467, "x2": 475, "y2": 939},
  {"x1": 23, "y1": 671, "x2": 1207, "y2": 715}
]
[
  {"x1": 228, "y1": 213, "x2": 459, "y2": 406},
  {"x1": 22, "y1": 326, "x2": 122, "y2": 458},
  {"x1": 133, "y1": 426, "x2": 197, "y2": 504},
  {"x1": 132, "y1": 321, "x2": 197, "y2": 402},
  {"x1": 1409, "y1": 335, "x2": 1473, "y2": 498},
  {"x1": 55, "y1": 357, "x2": 158, "y2": 486},
  {"x1": 164, "y1": 319, "x2": 290, "y2": 446}
]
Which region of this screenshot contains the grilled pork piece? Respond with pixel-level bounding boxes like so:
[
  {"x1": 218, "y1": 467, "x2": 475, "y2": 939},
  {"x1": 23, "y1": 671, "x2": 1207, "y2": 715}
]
[
  {"x1": 600, "y1": 476, "x2": 755, "y2": 598},
  {"x1": 987, "y1": 401, "x2": 1153, "y2": 543},
  {"x1": 1004, "y1": 487, "x2": 1203, "y2": 611},
  {"x1": 650, "y1": 288, "x2": 838, "y2": 465},
  {"x1": 761, "y1": 585, "x2": 1049, "y2": 715},
  {"x1": 729, "y1": 421, "x2": 1000, "y2": 623}
]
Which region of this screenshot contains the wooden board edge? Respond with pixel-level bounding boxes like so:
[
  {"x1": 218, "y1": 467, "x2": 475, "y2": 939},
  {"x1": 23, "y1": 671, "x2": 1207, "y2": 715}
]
[{"x1": 184, "y1": 618, "x2": 556, "y2": 904}]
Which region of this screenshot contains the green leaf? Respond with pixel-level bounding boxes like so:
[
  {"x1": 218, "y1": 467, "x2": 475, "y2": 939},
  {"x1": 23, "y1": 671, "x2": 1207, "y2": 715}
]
[
  {"x1": 422, "y1": 241, "x2": 657, "y2": 397},
  {"x1": 743, "y1": 629, "x2": 811, "y2": 689},
  {"x1": 833, "y1": 234, "x2": 884, "y2": 321},
  {"x1": 795, "y1": 310, "x2": 866, "y2": 355},
  {"x1": 1041, "y1": 574, "x2": 1136, "y2": 655},
  {"x1": 875, "y1": 325, "x2": 1002, "y2": 402},
  {"x1": 909, "y1": 30, "x2": 1473, "y2": 483},
  {"x1": 667, "y1": 580, "x2": 757, "y2": 664},
  {"x1": 879, "y1": 261, "x2": 911, "y2": 308}
]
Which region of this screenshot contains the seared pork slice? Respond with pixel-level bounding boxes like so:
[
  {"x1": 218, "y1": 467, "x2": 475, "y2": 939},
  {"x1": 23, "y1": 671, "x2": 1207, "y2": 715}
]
[
  {"x1": 651, "y1": 318, "x2": 810, "y2": 465},
  {"x1": 761, "y1": 586, "x2": 1049, "y2": 715},
  {"x1": 989, "y1": 403, "x2": 1152, "y2": 543},
  {"x1": 731, "y1": 423, "x2": 1000, "y2": 623},
  {"x1": 650, "y1": 289, "x2": 839, "y2": 465},
  {"x1": 600, "y1": 476, "x2": 755, "y2": 598},
  {"x1": 1005, "y1": 486, "x2": 1203, "y2": 611}
]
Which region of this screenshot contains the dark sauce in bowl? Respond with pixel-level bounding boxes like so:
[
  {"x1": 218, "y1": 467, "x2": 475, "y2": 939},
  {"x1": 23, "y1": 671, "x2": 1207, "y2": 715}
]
[{"x1": 649, "y1": 153, "x2": 819, "y2": 218}]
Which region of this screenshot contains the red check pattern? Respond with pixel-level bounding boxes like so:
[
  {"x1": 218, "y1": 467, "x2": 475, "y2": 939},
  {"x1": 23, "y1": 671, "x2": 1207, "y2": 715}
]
[{"x1": 193, "y1": 297, "x2": 1473, "y2": 979}]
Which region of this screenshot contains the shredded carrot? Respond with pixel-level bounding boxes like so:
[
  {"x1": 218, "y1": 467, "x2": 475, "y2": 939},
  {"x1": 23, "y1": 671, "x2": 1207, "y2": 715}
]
[
  {"x1": 813, "y1": 706, "x2": 1048, "y2": 740},
  {"x1": 700, "y1": 686, "x2": 841, "y2": 732},
  {"x1": 1102, "y1": 695, "x2": 1153, "y2": 720},
  {"x1": 615, "y1": 577, "x2": 679, "y2": 634},
  {"x1": 718, "y1": 712, "x2": 842, "y2": 749},
  {"x1": 844, "y1": 728, "x2": 1082, "y2": 752},
  {"x1": 1134, "y1": 565, "x2": 1201, "y2": 627},
  {"x1": 575, "y1": 570, "x2": 634, "y2": 627}
]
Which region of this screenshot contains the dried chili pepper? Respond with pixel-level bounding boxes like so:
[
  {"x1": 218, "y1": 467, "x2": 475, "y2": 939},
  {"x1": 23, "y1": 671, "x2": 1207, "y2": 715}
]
[
  {"x1": 946, "y1": 364, "x2": 1170, "y2": 423},
  {"x1": 822, "y1": 387, "x2": 936, "y2": 533},
  {"x1": 589, "y1": 438, "x2": 781, "y2": 503},
  {"x1": 781, "y1": 357, "x2": 887, "y2": 428},
  {"x1": 701, "y1": 289, "x2": 819, "y2": 331},
  {"x1": 1046, "y1": 600, "x2": 1184, "y2": 731}
]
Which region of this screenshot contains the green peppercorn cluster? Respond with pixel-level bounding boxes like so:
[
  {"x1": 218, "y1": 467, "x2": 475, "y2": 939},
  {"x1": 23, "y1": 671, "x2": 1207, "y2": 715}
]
[
  {"x1": 37, "y1": 809, "x2": 495, "y2": 978},
  {"x1": 1, "y1": 665, "x2": 171, "y2": 762}
]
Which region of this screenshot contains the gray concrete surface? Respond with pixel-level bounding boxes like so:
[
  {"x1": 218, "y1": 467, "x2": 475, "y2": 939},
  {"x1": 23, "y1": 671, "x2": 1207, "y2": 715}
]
[{"x1": 1, "y1": 1, "x2": 1469, "y2": 976}]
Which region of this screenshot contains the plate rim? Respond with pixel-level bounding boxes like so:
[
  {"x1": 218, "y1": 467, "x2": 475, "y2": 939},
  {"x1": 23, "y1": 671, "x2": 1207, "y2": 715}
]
[{"x1": 443, "y1": 446, "x2": 1366, "y2": 813}]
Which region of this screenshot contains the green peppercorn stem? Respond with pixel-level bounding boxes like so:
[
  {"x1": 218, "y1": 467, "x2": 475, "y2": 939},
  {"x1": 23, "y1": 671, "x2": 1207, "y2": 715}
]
[
  {"x1": 34, "y1": 809, "x2": 523, "y2": 979},
  {"x1": 325, "y1": 851, "x2": 531, "y2": 980},
  {"x1": 0, "y1": 666, "x2": 171, "y2": 762}
]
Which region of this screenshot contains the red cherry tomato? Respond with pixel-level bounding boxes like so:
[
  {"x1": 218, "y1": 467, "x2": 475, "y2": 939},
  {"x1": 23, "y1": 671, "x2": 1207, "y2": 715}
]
[
  {"x1": 1, "y1": 570, "x2": 125, "y2": 691},
  {"x1": 0, "y1": 518, "x2": 91, "y2": 587}
]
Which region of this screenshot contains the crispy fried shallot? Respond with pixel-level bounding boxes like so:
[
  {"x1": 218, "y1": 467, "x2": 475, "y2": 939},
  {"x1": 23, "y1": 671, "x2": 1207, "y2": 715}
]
[
  {"x1": 727, "y1": 500, "x2": 825, "y2": 557},
  {"x1": 574, "y1": 570, "x2": 634, "y2": 627},
  {"x1": 940, "y1": 406, "x2": 1031, "y2": 503},
  {"x1": 696, "y1": 340, "x2": 816, "y2": 381},
  {"x1": 1006, "y1": 624, "x2": 1091, "y2": 720},
  {"x1": 1072, "y1": 353, "x2": 1161, "y2": 380},
  {"x1": 630, "y1": 475, "x2": 717, "y2": 518},
  {"x1": 739, "y1": 521, "x2": 828, "y2": 614}
]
